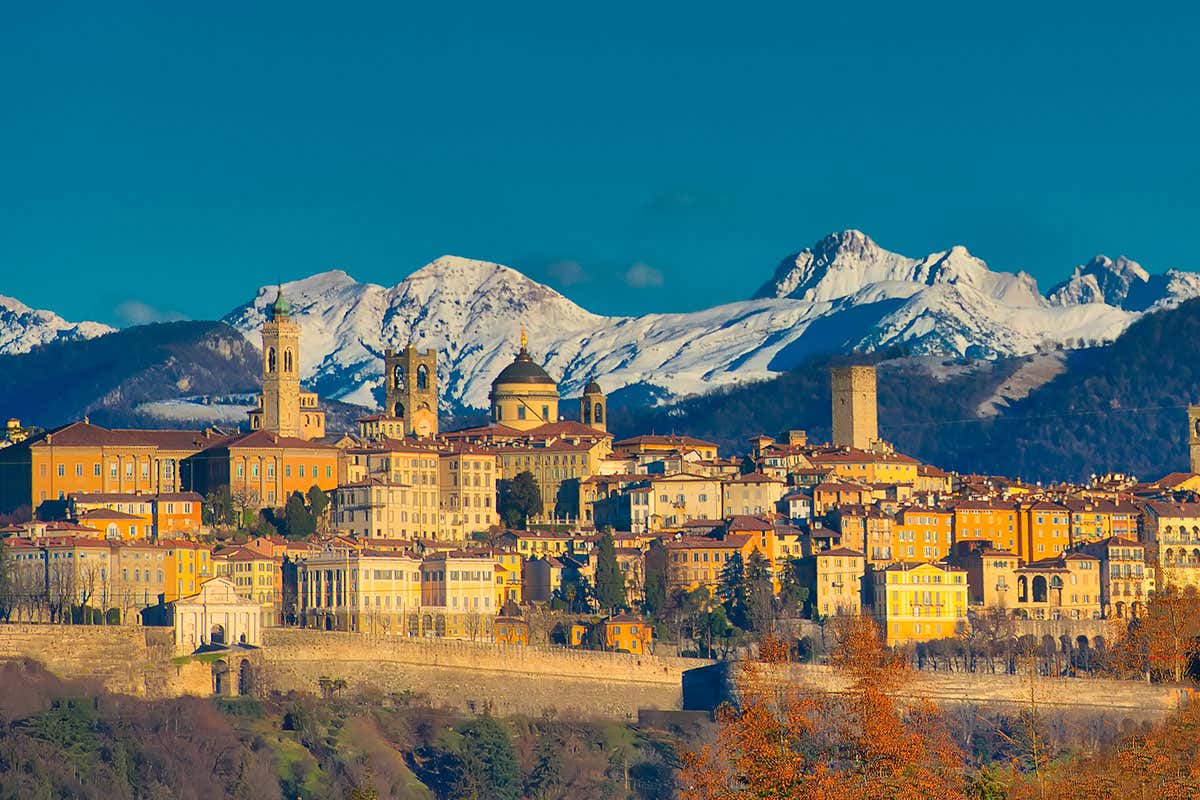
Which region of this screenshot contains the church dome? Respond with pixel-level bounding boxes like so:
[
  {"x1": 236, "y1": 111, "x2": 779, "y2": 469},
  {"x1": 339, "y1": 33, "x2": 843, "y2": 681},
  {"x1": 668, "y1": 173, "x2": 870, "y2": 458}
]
[
  {"x1": 271, "y1": 285, "x2": 291, "y2": 319},
  {"x1": 493, "y1": 348, "x2": 557, "y2": 386},
  {"x1": 584, "y1": 379, "x2": 603, "y2": 394}
]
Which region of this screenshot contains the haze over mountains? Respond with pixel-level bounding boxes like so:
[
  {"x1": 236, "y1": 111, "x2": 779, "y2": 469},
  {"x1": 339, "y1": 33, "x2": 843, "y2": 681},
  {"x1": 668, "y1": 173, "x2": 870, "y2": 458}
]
[{"x1": 5, "y1": 231, "x2": 1200, "y2": 414}]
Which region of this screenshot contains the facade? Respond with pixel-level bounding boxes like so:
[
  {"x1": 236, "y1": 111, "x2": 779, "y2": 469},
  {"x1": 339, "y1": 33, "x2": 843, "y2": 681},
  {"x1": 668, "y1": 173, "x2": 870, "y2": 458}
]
[
  {"x1": 0, "y1": 421, "x2": 218, "y2": 515},
  {"x1": 813, "y1": 547, "x2": 865, "y2": 617},
  {"x1": 1079, "y1": 536, "x2": 1154, "y2": 618},
  {"x1": 721, "y1": 472, "x2": 787, "y2": 517},
  {"x1": 872, "y1": 561, "x2": 968, "y2": 646},
  {"x1": 174, "y1": 577, "x2": 262, "y2": 653},
  {"x1": 186, "y1": 430, "x2": 339, "y2": 510},
  {"x1": 603, "y1": 613, "x2": 653, "y2": 654},
  {"x1": 384, "y1": 344, "x2": 439, "y2": 438},
  {"x1": 951, "y1": 501, "x2": 1019, "y2": 552},
  {"x1": 335, "y1": 477, "x2": 418, "y2": 540},
  {"x1": 1139, "y1": 500, "x2": 1200, "y2": 591},
  {"x1": 1017, "y1": 501, "x2": 1070, "y2": 563},
  {"x1": 437, "y1": 448, "x2": 499, "y2": 539},
  {"x1": 163, "y1": 539, "x2": 213, "y2": 603},
  {"x1": 71, "y1": 491, "x2": 202, "y2": 539},
  {"x1": 830, "y1": 365, "x2": 878, "y2": 450},
  {"x1": 661, "y1": 533, "x2": 755, "y2": 593}
]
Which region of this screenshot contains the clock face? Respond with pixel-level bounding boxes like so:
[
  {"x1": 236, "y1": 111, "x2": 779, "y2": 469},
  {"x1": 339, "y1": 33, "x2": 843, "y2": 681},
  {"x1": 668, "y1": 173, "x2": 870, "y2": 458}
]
[{"x1": 416, "y1": 419, "x2": 432, "y2": 437}]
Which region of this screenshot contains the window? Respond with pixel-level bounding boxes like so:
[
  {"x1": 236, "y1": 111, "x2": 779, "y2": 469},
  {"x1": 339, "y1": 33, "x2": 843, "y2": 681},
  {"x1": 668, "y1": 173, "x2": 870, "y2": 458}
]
[
  {"x1": 517, "y1": 406, "x2": 526, "y2": 420},
  {"x1": 57, "y1": 464, "x2": 65, "y2": 477}
]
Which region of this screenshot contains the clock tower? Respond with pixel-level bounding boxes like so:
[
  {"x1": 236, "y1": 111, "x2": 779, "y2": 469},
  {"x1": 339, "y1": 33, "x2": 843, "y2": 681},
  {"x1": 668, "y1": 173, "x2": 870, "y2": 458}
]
[{"x1": 384, "y1": 344, "x2": 439, "y2": 438}]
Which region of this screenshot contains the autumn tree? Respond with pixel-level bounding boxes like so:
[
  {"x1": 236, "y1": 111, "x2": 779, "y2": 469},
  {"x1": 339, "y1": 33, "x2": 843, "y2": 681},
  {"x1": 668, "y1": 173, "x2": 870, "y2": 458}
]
[
  {"x1": 681, "y1": 618, "x2": 970, "y2": 800},
  {"x1": 1110, "y1": 585, "x2": 1200, "y2": 683}
]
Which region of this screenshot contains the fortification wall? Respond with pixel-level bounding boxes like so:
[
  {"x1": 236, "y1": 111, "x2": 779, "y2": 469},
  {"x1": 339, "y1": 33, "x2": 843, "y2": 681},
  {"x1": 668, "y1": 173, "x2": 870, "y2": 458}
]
[
  {"x1": 684, "y1": 661, "x2": 1193, "y2": 720},
  {"x1": 0, "y1": 624, "x2": 1192, "y2": 723},
  {"x1": 258, "y1": 630, "x2": 701, "y2": 719}
]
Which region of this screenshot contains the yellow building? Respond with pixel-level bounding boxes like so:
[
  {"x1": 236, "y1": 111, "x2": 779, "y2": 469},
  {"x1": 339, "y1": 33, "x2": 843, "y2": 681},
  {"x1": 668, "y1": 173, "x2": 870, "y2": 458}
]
[
  {"x1": 872, "y1": 562, "x2": 968, "y2": 646},
  {"x1": 438, "y1": 448, "x2": 499, "y2": 539},
  {"x1": 1078, "y1": 536, "x2": 1155, "y2": 619},
  {"x1": 721, "y1": 472, "x2": 787, "y2": 518},
  {"x1": 612, "y1": 434, "x2": 719, "y2": 462},
  {"x1": 489, "y1": 333, "x2": 560, "y2": 430},
  {"x1": 1016, "y1": 501, "x2": 1070, "y2": 563},
  {"x1": 1061, "y1": 498, "x2": 1142, "y2": 546},
  {"x1": 1139, "y1": 500, "x2": 1200, "y2": 591},
  {"x1": 814, "y1": 547, "x2": 865, "y2": 617},
  {"x1": 809, "y1": 448, "x2": 919, "y2": 486},
  {"x1": 493, "y1": 549, "x2": 524, "y2": 606},
  {"x1": 662, "y1": 534, "x2": 757, "y2": 593},
  {"x1": 299, "y1": 546, "x2": 423, "y2": 633},
  {"x1": 163, "y1": 539, "x2": 213, "y2": 603},
  {"x1": 214, "y1": 546, "x2": 278, "y2": 626}
]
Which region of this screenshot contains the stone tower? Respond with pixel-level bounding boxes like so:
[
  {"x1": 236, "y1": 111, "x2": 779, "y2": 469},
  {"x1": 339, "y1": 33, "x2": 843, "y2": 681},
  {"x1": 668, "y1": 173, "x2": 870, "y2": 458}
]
[
  {"x1": 582, "y1": 379, "x2": 606, "y2": 432},
  {"x1": 261, "y1": 286, "x2": 302, "y2": 438},
  {"x1": 831, "y1": 365, "x2": 878, "y2": 450},
  {"x1": 1189, "y1": 404, "x2": 1200, "y2": 473},
  {"x1": 384, "y1": 344, "x2": 439, "y2": 437}
]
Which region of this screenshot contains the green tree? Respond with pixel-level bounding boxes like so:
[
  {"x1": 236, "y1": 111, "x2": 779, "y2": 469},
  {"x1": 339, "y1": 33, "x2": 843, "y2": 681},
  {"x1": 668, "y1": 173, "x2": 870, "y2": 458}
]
[
  {"x1": 594, "y1": 529, "x2": 626, "y2": 612},
  {"x1": 497, "y1": 471, "x2": 542, "y2": 528},
  {"x1": 744, "y1": 549, "x2": 776, "y2": 633},
  {"x1": 306, "y1": 485, "x2": 330, "y2": 528},
  {"x1": 0, "y1": 541, "x2": 14, "y2": 622},
  {"x1": 204, "y1": 486, "x2": 236, "y2": 527},
  {"x1": 524, "y1": 728, "x2": 564, "y2": 800},
  {"x1": 643, "y1": 558, "x2": 667, "y2": 619},
  {"x1": 282, "y1": 491, "x2": 317, "y2": 539},
  {"x1": 717, "y1": 551, "x2": 748, "y2": 629},
  {"x1": 453, "y1": 716, "x2": 520, "y2": 800},
  {"x1": 777, "y1": 558, "x2": 811, "y2": 618}
]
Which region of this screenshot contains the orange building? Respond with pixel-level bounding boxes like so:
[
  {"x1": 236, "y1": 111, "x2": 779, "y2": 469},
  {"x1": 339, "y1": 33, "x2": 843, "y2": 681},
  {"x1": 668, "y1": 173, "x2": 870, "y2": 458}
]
[
  {"x1": 0, "y1": 420, "x2": 222, "y2": 515},
  {"x1": 951, "y1": 500, "x2": 1019, "y2": 552},
  {"x1": 894, "y1": 506, "x2": 954, "y2": 563},
  {"x1": 1017, "y1": 501, "x2": 1070, "y2": 562},
  {"x1": 186, "y1": 430, "x2": 339, "y2": 509},
  {"x1": 662, "y1": 533, "x2": 757, "y2": 593},
  {"x1": 71, "y1": 491, "x2": 203, "y2": 539},
  {"x1": 603, "y1": 613, "x2": 653, "y2": 654}
]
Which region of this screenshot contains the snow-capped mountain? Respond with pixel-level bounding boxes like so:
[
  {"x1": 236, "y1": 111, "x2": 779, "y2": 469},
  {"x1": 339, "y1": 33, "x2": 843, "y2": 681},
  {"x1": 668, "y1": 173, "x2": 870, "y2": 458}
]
[
  {"x1": 0, "y1": 294, "x2": 113, "y2": 355},
  {"x1": 221, "y1": 231, "x2": 1200, "y2": 411}
]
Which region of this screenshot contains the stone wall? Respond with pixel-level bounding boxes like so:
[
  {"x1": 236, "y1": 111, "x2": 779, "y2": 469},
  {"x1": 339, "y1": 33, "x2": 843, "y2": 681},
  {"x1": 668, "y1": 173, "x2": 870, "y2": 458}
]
[
  {"x1": 0, "y1": 624, "x2": 1193, "y2": 723},
  {"x1": 258, "y1": 629, "x2": 702, "y2": 719},
  {"x1": 684, "y1": 661, "x2": 1194, "y2": 721}
]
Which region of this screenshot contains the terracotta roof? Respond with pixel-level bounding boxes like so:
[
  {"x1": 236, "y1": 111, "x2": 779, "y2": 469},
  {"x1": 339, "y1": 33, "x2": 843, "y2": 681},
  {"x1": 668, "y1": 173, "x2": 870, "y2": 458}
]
[
  {"x1": 820, "y1": 547, "x2": 865, "y2": 557},
  {"x1": 77, "y1": 508, "x2": 143, "y2": 521},
  {"x1": 726, "y1": 471, "x2": 784, "y2": 484},
  {"x1": 213, "y1": 430, "x2": 338, "y2": 451},
  {"x1": 613, "y1": 434, "x2": 718, "y2": 449}
]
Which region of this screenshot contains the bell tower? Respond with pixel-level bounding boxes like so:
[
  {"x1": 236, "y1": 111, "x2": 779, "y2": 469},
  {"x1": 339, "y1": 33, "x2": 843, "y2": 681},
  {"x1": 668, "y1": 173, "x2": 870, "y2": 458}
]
[
  {"x1": 582, "y1": 379, "x2": 606, "y2": 432},
  {"x1": 384, "y1": 344, "x2": 439, "y2": 437},
  {"x1": 261, "y1": 285, "x2": 302, "y2": 438},
  {"x1": 1189, "y1": 404, "x2": 1200, "y2": 473}
]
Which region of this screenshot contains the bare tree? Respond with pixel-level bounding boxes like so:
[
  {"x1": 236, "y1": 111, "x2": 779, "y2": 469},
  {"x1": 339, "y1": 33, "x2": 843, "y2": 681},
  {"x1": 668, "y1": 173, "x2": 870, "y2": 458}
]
[{"x1": 46, "y1": 560, "x2": 77, "y2": 624}]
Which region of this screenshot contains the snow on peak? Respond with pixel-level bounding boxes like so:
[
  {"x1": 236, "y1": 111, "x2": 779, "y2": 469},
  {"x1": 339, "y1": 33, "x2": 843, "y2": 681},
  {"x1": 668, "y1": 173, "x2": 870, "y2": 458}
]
[
  {"x1": 753, "y1": 231, "x2": 1044, "y2": 308},
  {"x1": 216, "y1": 235, "x2": 1198, "y2": 413},
  {"x1": 1048, "y1": 255, "x2": 1153, "y2": 308},
  {"x1": 0, "y1": 294, "x2": 114, "y2": 355}
]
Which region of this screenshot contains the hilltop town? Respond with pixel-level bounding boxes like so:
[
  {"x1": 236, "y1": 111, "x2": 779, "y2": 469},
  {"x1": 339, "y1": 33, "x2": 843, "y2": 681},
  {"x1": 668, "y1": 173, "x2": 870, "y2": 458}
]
[{"x1": 1, "y1": 284, "x2": 1199, "y2": 677}]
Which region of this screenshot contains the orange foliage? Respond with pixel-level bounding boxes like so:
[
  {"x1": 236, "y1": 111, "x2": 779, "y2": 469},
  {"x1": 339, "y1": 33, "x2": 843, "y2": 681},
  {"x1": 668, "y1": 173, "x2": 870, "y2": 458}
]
[
  {"x1": 1109, "y1": 586, "x2": 1200, "y2": 683},
  {"x1": 680, "y1": 615, "x2": 969, "y2": 800}
]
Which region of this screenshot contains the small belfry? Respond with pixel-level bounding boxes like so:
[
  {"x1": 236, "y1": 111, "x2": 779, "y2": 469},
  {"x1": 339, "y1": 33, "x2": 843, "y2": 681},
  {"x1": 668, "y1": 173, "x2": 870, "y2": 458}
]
[
  {"x1": 1189, "y1": 403, "x2": 1200, "y2": 473},
  {"x1": 383, "y1": 343, "x2": 439, "y2": 438},
  {"x1": 248, "y1": 285, "x2": 325, "y2": 440}
]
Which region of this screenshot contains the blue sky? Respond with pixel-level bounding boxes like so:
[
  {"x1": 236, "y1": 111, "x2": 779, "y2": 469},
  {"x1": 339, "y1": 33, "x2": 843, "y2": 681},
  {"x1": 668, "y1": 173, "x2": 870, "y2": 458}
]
[{"x1": 4, "y1": 2, "x2": 1199, "y2": 326}]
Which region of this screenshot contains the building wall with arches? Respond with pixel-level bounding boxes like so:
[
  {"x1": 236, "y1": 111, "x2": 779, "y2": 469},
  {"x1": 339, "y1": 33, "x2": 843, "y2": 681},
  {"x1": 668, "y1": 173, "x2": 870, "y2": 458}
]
[{"x1": 174, "y1": 577, "x2": 262, "y2": 654}]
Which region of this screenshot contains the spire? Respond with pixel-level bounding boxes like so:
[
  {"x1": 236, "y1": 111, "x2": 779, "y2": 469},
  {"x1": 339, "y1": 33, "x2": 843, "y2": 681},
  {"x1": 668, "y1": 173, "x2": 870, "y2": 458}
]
[
  {"x1": 520, "y1": 328, "x2": 527, "y2": 353},
  {"x1": 271, "y1": 284, "x2": 291, "y2": 320}
]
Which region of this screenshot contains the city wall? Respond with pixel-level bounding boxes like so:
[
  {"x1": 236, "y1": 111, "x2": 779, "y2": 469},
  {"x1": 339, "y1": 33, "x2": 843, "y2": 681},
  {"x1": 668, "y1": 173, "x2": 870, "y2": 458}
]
[
  {"x1": 0, "y1": 624, "x2": 1192, "y2": 722},
  {"x1": 257, "y1": 629, "x2": 695, "y2": 719}
]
